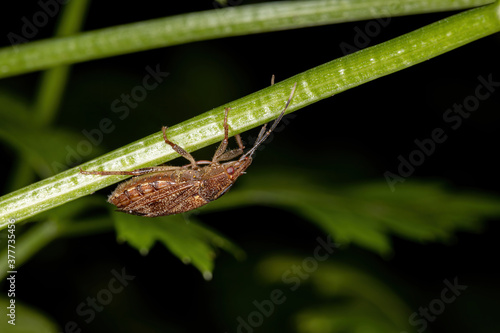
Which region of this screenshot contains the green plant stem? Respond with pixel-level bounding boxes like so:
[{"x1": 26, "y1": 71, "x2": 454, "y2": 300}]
[
  {"x1": 33, "y1": 0, "x2": 90, "y2": 126},
  {"x1": 1, "y1": 2, "x2": 499, "y2": 228},
  {"x1": 0, "y1": 0, "x2": 493, "y2": 79},
  {"x1": 7, "y1": 0, "x2": 91, "y2": 192}
]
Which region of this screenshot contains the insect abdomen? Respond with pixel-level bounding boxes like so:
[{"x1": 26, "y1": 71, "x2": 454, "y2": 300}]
[
  {"x1": 107, "y1": 170, "x2": 217, "y2": 216},
  {"x1": 108, "y1": 174, "x2": 173, "y2": 208}
]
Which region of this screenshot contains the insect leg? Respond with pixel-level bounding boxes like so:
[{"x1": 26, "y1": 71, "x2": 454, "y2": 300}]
[
  {"x1": 79, "y1": 165, "x2": 182, "y2": 176},
  {"x1": 212, "y1": 107, "x2": 231, "y2": 162},
  {"x1": 215, "y1": 132, "x2": 246, "y2": 162},
  {"x1": 213, "y1": 108, "x2": 246, "y2": 163},
  {"x1": 162, "y1": 126, "x2": 198, "y2": 168},
  {"x1": 239, "y1": 82, "x2": 297, "y2": 160},
  {"x1": 252, "y1": 73, "x2": 277, "y2": 144},
  {"x1": 215, "y1": 148, "x2": 244, "y2": 162},
  {"x1": 235, "y1": 133, "x2": 245, "y2": 150}
]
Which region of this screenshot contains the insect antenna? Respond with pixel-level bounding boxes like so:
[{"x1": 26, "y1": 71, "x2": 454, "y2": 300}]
[{"x1": 240, "y1": 82, "x2": 297, "y2": 160}]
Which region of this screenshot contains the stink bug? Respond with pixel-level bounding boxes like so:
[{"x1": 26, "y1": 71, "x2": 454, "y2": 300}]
[{"x1": 80, "y1": 82, "x2": 297, "y2": 217}]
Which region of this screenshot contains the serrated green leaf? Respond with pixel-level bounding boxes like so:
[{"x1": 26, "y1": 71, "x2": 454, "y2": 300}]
[
  {"x1": 199, "y1": 169, "x2": 500, "y2": 255},
  {"x1": 0, "y1": 297, "x2": 59, "y2": 333},
  {"x1": 302, "y1": 208, "x2": 393, "y2": 255},
  {"x1": 113, "y1": 213, "x2": 244, "y2": 278}
]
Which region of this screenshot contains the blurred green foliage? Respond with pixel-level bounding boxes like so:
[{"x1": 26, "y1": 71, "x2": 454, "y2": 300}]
[{"x1": 0, "y1": 1, "x2": 499, "y2": 333}]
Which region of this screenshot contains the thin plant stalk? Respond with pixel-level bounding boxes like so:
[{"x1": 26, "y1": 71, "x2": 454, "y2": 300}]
[
  {"x1": 0, "y1": 0, "x2": 493, "y2": 79},
  {"x1": 1, "y1": 2, "x2": 500, "y2": 228}
]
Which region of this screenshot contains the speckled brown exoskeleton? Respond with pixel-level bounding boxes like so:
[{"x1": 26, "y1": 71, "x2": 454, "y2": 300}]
[{"x1": 80, "y1": 82, "x2": 297, "y2": 217}]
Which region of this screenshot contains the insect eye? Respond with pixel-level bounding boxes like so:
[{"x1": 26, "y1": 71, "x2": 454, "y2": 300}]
[{"x1": 227, "y1": 167, "x2": 235, "y2": 175}]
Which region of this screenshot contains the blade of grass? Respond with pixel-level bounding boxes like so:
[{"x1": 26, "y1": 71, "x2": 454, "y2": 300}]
[
  {"x1": 1, "y1": 2, "x2": 500, "y2": 228},
  {"x1": 8, "y1": 0, "x2": 91, "y2": 192},
  {"x1": 33, "y1": 0, "x2": 91, "y2": 126},
  {"x1": 0, "y1": 0, "x2": 493, "y2": 79}
]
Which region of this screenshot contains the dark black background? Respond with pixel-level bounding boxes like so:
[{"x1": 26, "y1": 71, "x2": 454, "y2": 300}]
[{"x1": 1, "y1": 1, "x2": 499, "y2": 332}]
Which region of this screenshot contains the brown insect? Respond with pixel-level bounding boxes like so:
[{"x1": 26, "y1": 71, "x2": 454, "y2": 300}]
[{"x1": 80, "y1": 82, "x2": 297, "y2": 217}]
